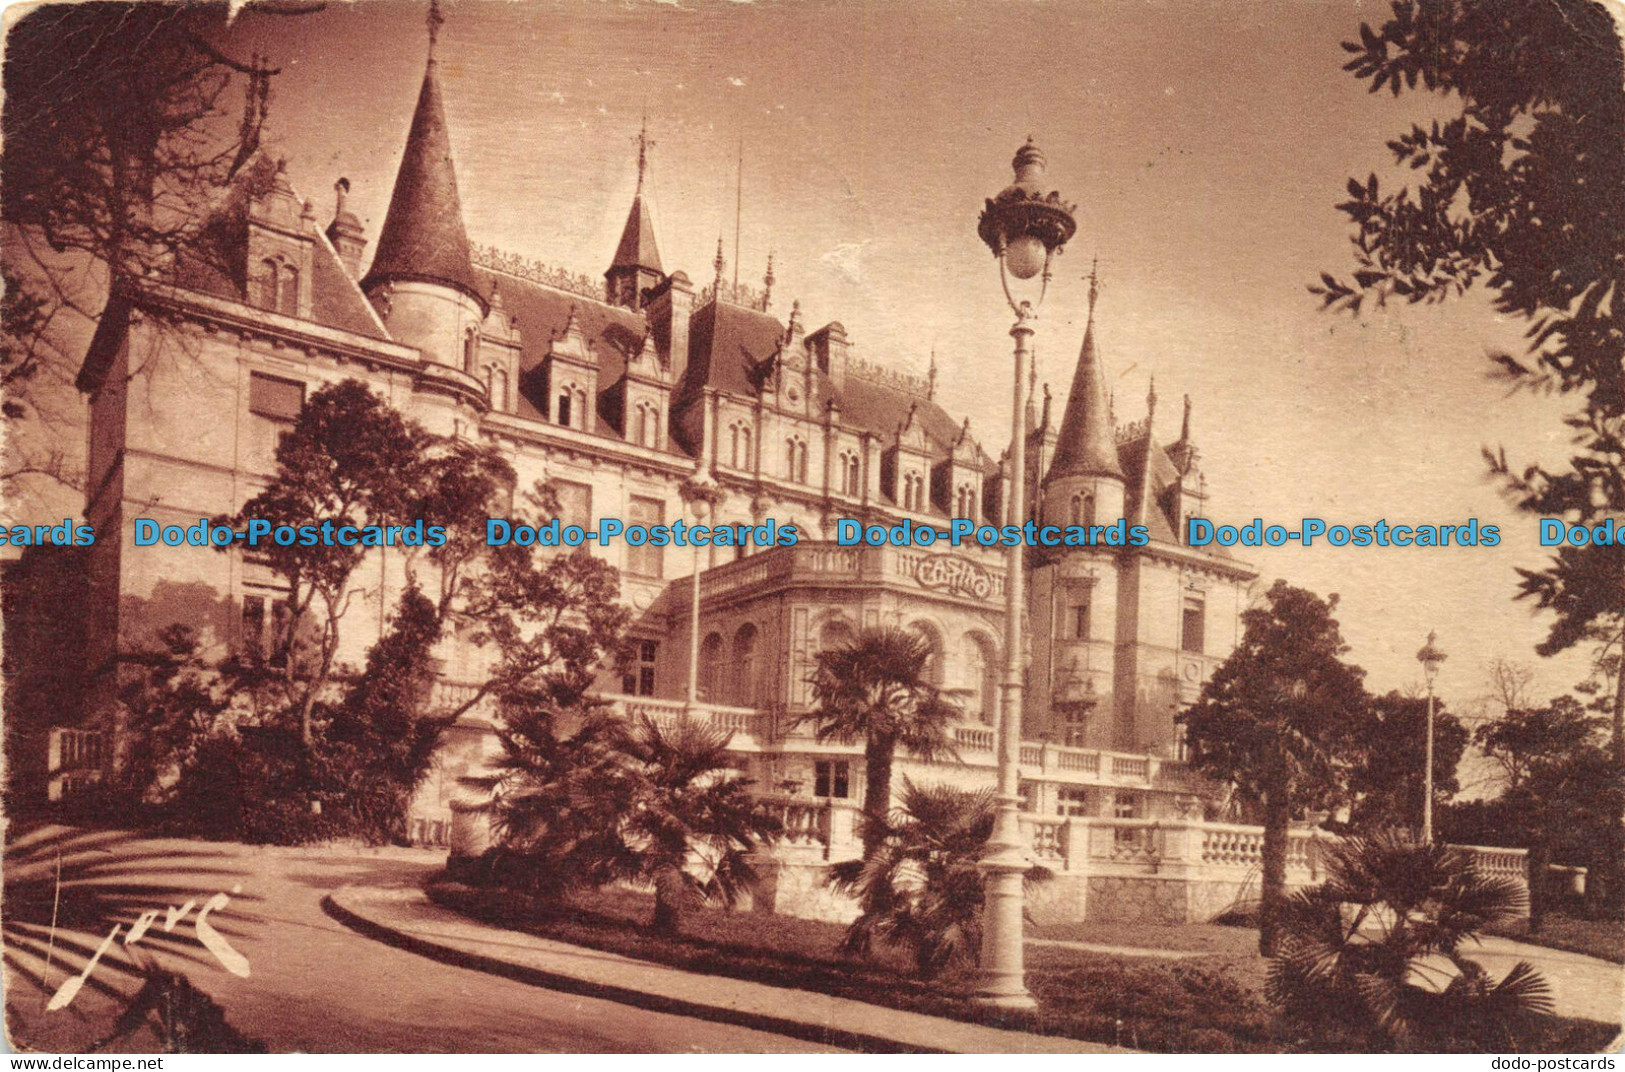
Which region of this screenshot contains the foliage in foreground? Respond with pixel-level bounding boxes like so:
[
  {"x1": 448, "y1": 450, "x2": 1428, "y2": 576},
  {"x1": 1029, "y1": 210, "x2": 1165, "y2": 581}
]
[
  {"x1": 427, "y1": 880, "x2": 1618, "y2": 1054},
  {"x1": 1268, "y1": 830, "x2": 1554, "y2": 1051},
  {"x1": 487, "y1": 710, "x2": 782, "y2": 933},
  {"x1": 827, "y1": 780, "x2": 1045, "y2": 979},
  {"x1": 800, "y1": 627, "x2": 961, "y2": 860}
]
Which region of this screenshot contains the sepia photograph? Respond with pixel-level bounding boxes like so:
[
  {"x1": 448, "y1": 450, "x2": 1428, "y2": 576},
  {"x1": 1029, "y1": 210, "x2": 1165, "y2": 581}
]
[{"x1": 1, "y1": 0, "x2": 1623, "y2": 1055}]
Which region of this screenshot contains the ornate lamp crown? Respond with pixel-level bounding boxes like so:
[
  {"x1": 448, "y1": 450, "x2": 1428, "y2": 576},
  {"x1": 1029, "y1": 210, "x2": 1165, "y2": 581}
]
[
  {"x1": 977, "y1": 137, "x2": 1078, "y2": 273},
  {"x1": 1416, "y1": 630, "x2": 1447, "y2": 681}
]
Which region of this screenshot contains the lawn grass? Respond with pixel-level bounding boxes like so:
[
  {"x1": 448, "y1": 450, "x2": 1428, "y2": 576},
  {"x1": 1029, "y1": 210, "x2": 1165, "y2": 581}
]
[
  {"x1": 1487, "y1": 913, "x2": 1625, "y2": 965},
  {"x1": 426, "y1": 880, "x2": 1617, "y2": 1054}
]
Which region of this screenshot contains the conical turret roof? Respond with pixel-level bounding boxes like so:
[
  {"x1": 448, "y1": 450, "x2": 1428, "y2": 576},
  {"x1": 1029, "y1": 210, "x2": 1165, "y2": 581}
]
[
  {"x1": 610, "y1": 195, "x2": 662, "y2": 274},
  {"x1": 1047, "y1": 315, "x2": 1124, "y2": 481},
  {"x1": 361, "y1": 55, "x2": 485, "y2": 310}
]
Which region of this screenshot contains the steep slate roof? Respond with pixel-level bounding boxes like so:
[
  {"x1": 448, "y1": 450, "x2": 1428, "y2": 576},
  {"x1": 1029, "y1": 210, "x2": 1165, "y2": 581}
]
[
  {"x1": 1047, "y1": 317, "x2": 1124, "y2": 481},
  {"x1": 1118, "y1": 434, "x2": 1180, "y2": 544},
  {"x1": 609, "y1": 195, "x2": 661, "y2": 274},
  {"x1": 679, "y1": 299, "x2": 987, "y2": 465},
  {"x1": 681, "y1": 301, "x2": 785, "y2": 400},
  {"x1": 172, "y1": 154, "x2": 389, "y2": 342},
  {"x1": 471, "y1": 266, "x2": 647, "y2": 431},
  {"x1": 360, "y1": 57, "x2": 484, "y2": 309}
]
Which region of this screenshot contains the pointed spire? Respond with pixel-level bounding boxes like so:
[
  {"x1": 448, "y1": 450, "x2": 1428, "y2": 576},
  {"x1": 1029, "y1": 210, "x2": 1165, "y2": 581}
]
[
  {"x1": 1169, "y1": 393, "x2": 1199, "y2": 475},
  {"x1": 635, "y1": 115, "x2": 652, "y2": 195},
  {"x1": 361, "y1": 2, "x2": 484, "y2": 310},
  {"x1": 762, "y1": 251, "x2": 775, "y2": 310},
  {"x1": 1137, "y1": 385, "x2": 1158, "y2": 526},
  {"x1": 927, "y1": 349, "x2": 938, "y2": 400},
  {"x1": 609, "y1": 121, "x2": 662, "y2": 276},
  {"x1": 1047, "y1": 294, "x2": 1124, "y2": 482},
  {"x1": 427, "y1": 0, "x2": 445, "y2": 55}
]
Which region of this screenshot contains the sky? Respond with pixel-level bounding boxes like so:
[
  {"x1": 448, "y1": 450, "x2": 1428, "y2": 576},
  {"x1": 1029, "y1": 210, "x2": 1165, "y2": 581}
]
[{"x1": 38, "y1": 0, "x2": 1614, "y2": 718}]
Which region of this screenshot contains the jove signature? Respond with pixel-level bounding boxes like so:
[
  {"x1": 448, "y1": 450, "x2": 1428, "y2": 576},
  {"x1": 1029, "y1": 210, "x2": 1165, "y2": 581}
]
[{"x1": 47, "y1": 884, "x2": 252, "y2": 1011}]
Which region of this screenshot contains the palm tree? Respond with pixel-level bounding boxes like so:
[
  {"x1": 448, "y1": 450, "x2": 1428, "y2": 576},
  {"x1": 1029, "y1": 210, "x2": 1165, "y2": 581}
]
[
  {"x1": 802, "y1": 627, "x2": 960, "y2": 859},
  {"x1": 487, "y1": 705, "x2": 631, "y2": 903},
  {"x1": 1268, "y1": 830, "x2": 1553, "y2": 1050},
  {"x1": 828, "y1": 780, "x2": 1046, "y2": 978},
  {"x1": 611, "y1": 716, "x2": 783, "y2": 934}
]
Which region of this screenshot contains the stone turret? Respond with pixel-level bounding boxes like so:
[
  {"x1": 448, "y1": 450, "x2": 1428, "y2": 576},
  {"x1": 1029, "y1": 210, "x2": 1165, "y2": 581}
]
[
  {"x1": 360, "y1": 0, "x2": 487, "y2": 368},
  {"x1": 1042, "y1": 271, "x2": 1125, "y2": 527}
]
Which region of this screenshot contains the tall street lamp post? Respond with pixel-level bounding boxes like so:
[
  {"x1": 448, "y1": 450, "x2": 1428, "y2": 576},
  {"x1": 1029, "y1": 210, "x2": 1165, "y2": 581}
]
[
  {"x1": 1417, "y1": 630, "x2": 1447, "y2": 843},
  {"x1": 974, "y1": 138, "x2": 1077, "y2": 1009}
]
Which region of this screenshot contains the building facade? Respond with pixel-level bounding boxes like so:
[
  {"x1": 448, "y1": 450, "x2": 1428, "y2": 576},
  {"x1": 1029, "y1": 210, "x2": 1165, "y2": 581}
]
[{"x1": 63, "y1": 20, "x2": 1293, "y2": 922}]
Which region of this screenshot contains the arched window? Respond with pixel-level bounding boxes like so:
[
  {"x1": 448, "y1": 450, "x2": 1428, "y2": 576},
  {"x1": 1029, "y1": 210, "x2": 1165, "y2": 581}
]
[
  {"x1": 1083, "y1": 493, "x2": 1095, "y2": 529},
  {"x1": 909, "y1": 622, "x2": 944, "y2": 686},
  {"x1": 486, "y1": 366, "x2": 508, "y2": 412},
  {"x1": 1070, "y1": 493, "x2": 1083, "y2": 526},
  {"x1": 557, "y1": 389, "x2": 573, "y2": 428},
  {"x1": 256, "y1": 259, "x2": 280, "y2": 310},
  {"x1": 636, "y1": 403, "x2": 658, "y2": 447},
  {"x1": 839, "y1": 452, "x2": 861, "y2": 496},
  {"x1": 796, "y1": 440, "x2": 808, "y2": 483},
  {"x1": 731, "y1": 623, "x2": 758, "y2": 706},
  {"x1": 785, "y1": 438, "x2": 800, "y2": 481},
  {"x1": 818, "y1": 619, "x2": 854, "y2": 656},
  {"x1": 730, "y1": 424, "x2": 752, "y2": 469},
  {"x1": 279, "y1": 265, "x2": 299, "y2": 315},
  {"x1": 464, "y1": 329, "x2": 478, "y2": 373},
  {"x1": 699, "y1": 632, "x2": 725, "y2": 702}
]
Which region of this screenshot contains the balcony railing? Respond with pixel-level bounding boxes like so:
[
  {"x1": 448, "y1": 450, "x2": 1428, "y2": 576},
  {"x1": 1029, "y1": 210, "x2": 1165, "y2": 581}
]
[
  {"x1": 599, "y1": 694, "x2": 768, "y2": 743},
  {"x1": 693, "y1": 542, "x2": 1007, "y2": 606}
]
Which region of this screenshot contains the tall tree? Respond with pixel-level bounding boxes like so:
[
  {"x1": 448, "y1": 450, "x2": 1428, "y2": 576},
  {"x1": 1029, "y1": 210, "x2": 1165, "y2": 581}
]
[
  {"x1": 225, "y1": 380, "x2": 428, "y2": 744},
  {"x1": 2, "y1": 3, "x2": 299, "y2": 489},
  {"x1": 1347, "y1": 691, "x2": 1468, "y2": 834},
  {"x1": 800, "y1": 627, "x2": 961, "y2": 860},
  {"x1": 1467, "y1": 693, "x2": 1618, "y2": 927},
  {"x1": 1180, "y1": 580, "x2": 1370, "y2": 955},
  {"x1": 1315, "y1": 0, "x2": 1625, "y2": 911}
]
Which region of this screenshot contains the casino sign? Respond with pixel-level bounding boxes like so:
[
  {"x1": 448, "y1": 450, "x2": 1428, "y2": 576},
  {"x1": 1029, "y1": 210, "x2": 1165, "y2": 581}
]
[{"x1": 913, "y1": 554, "x2": 996, "y2": 601}]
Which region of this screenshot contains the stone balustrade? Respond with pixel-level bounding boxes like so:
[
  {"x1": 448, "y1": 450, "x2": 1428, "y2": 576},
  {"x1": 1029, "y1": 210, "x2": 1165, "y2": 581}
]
[
  {"x1": 599, "y1": 693, "x2": 766, "y2": 743},
  {"x1": 692, "y1": 542, "x2": 1006, "y2": 606},
  {"x1": 954, "y1": 726, "x2": 995, "y2": 753},
  {"x1": 1014, "y1": 814, "x2": 1528, "y2": 893}
]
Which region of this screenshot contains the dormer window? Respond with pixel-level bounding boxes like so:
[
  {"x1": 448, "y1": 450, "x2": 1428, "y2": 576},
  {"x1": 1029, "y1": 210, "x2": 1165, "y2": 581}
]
[
  {"x1": 729, "y1": 423, "x2": 753, "y2": 470},
  {"x1": 635, "y1": 402, "x2": 660, "y2": 448},
  {"x1": 839, "y1": 450, "x2": 861, "y2": 496},
  {"x1": 485, "y1": 365, "x2": 508, "y2": 412},
  {"x1": 255, "y1": 257, "x2": 299, "y2": 316},
  {"x1": 256, "y1": 259, "x2": 279, "y2": 311},
  {"x1": 902, "y1": 471, "x2": 924, "y2": 512},
  {"x1": 557, "y1": 390, "x2": 572, "y2": 428},
  {"x1": 279, "y1": 265, "x2": 299, "y2": 316},
  {"x1": 955, "y1": 483, "x2": 977, "y2": 518}
]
